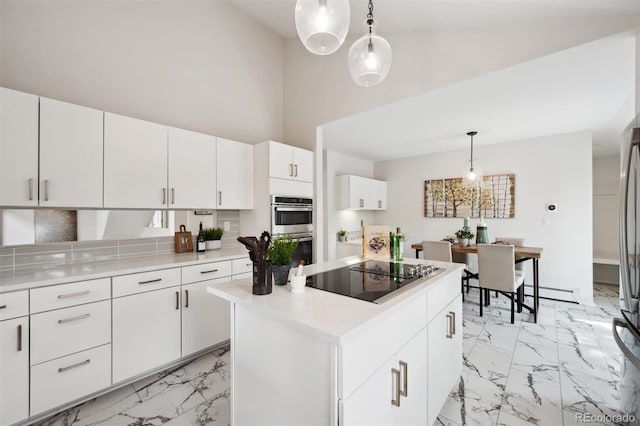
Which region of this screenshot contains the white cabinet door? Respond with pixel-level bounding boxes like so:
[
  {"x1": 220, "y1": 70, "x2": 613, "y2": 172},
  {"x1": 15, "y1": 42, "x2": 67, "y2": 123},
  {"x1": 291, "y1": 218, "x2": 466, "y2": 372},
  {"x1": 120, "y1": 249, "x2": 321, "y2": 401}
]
[
  {"x1": 182, "y1": 278, "x2": 230, "y2": 356},
  {"x1": 104, "y1": 113, "x2": 168, "y2": 209},
  {"x1": 292, "y1": 146, "x2": 313, "y2": 183},
  {"x1": 341, "y1": 356, "x2": 396, "y2": 426},
  {"x1": 216, "y1": 137, "x2": 253, "y2": 209},
  {"x1": 371, "y1": 180, "x2": 387, "y2": 210},
  {"x1": 0, "y1": 316, "x2": 29, "y2": 425},
  {"x1": 168, "y1": 127, "x2": 217, "y2": 209},
  {"x1": 112, "y1": 286, "x2": 181, "y2": 383},
  {"x1": 0, "y1": 88, "x2": 39, "y2": 207},
  {"x1": 427, "y1": 295, "x2": 462, "y2": 426},
  {"x1": 340, "y1": 175, "x2": 371, "y2": 210},
  {"x1": 268, "y1": 140, "x2": 293, "y2": 180},
  {"x1": 395, "y1": 327, "x2": 428, "y2": 425},
  {"x1": 39, "y1": 98, "x2": 104, "y2": 208}
]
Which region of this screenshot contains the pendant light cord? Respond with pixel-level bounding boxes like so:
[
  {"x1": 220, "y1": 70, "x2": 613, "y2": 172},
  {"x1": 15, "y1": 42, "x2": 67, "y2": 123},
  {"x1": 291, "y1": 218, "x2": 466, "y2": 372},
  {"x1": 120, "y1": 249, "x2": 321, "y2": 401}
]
[{"x1": 367, "y1": 0, "x2": 374, "y2": 33}]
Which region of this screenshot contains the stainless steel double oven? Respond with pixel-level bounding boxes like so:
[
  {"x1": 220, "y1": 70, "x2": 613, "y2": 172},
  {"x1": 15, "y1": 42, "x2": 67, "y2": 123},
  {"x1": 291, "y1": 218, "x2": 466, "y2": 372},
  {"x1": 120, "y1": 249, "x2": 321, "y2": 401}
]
[{"x1": 270, "y1": 195, "x2": 313, "y2": 265}]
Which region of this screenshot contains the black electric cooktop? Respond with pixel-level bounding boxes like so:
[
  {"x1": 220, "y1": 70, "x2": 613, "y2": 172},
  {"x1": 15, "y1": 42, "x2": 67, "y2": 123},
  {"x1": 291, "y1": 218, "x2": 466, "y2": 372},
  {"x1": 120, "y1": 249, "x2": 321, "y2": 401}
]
[{"x1": 306, "y1": 260, "x2": 443, "y2": 304}]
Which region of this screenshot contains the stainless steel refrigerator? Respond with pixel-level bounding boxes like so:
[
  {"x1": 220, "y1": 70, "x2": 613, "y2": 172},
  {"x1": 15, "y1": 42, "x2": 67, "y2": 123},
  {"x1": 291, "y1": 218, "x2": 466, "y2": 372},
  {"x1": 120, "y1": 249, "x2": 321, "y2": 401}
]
[{"x1": 616, "y1": 123, "x2": 640, "y2": 425}]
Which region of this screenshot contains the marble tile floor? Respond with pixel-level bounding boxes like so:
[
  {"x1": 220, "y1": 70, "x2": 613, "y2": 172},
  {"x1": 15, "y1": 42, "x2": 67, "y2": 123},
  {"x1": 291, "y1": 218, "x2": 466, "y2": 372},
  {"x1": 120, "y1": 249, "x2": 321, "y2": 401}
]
[{"x1": 38, "y1": 283, "x2": 624, "y2": 426}]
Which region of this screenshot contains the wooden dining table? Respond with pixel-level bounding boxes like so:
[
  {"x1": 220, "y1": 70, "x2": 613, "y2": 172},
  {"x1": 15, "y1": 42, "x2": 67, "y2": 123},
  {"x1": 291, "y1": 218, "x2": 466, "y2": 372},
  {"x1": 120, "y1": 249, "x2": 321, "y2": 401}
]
[{"x1": 411, "y1": 242, "x2": 544, "y2": 323}]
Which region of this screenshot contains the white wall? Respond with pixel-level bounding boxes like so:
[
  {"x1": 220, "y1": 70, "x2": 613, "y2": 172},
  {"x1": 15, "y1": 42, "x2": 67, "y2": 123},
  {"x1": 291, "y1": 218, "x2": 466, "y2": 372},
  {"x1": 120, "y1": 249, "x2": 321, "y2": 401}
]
[
  {"x1": 323, "y1": 150, "x2": 374, "y2": 260},
  {"x1": 373, "y1": 131, "x2": 594, "y2": 301},
  {"x1": 284, "y1": 18, "x2": 640, "y2": 149},
  {"x1": 0, "y1": 1, "x2": 283, "y2": 144}
]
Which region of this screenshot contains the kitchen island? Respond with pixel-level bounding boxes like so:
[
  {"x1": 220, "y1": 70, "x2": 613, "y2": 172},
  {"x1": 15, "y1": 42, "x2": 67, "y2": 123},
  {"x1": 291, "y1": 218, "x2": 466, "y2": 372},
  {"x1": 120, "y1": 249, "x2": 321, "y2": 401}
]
[{"x1": 207, "y1": 256, "x2": 464, "y2": 426}]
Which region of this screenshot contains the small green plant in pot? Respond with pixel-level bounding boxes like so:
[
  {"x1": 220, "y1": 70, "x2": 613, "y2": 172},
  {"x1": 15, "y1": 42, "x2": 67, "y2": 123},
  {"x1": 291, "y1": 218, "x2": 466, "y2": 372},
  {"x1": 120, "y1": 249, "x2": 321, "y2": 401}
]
[
  {"x1": 455, "y1": 229, "x2": 475, "y2": 247},
  {"x1": 337, "y1": 229, "x2": 347, "y2": 242},
  {"x1": 203, "y1": 227, "x2": 224, "y2": 250},
  {"x1": 267, "y1": 235, "x2": 299, "y2": 285}
]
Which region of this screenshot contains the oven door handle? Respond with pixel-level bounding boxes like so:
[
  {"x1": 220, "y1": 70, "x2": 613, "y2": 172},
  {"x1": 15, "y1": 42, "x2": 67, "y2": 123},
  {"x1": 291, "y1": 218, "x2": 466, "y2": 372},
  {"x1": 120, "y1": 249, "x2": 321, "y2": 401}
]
[
  {"x1": 297, "y1": 236, "x2": 314, "y2": 242},
  {"x1": 274, "y1": 206, "x2": 314, "y2": 212}
]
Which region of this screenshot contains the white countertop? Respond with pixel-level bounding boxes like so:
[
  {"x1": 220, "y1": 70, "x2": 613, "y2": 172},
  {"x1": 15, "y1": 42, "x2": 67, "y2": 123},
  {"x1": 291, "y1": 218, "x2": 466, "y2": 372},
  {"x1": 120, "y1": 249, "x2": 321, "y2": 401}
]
[
  {"x1": 0, "y1": 247, "x2": 250, "y2": 293},
  {"x1": 207, "y1": 256, "x2": 463, "y2": 345}
]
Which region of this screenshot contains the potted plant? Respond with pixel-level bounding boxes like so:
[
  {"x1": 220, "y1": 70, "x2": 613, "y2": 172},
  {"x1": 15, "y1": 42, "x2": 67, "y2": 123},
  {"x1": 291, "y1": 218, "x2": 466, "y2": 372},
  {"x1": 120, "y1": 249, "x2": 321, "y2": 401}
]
[
  {"x1": 267, "y1": 235, "x2": 299, "y2": 285},
  {"x1": 337, "y1": 229, "x2": 347, "y2": 242},
  {"x1": 455, "y1": 229, "x2": 475, "y2": 247},
  {"x1": 202, "y1": 227, "x2": 224, "y2": 250}
]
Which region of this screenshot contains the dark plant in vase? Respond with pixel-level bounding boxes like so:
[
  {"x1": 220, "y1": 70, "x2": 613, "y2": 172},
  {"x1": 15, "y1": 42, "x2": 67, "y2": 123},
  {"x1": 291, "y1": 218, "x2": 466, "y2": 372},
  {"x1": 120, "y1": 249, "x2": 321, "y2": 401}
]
[
  {"x1": 267, "y1": 235, "x2": 299, "y2": 285},
  {"x1": 203, "y1": 227, "x2": 224, "y2": 250}
]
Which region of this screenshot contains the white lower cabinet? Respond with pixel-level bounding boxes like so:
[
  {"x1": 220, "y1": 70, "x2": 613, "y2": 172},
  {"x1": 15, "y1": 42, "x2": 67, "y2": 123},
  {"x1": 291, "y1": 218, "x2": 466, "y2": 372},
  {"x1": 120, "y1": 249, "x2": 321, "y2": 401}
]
[
  {"x1": 30, "y1": 344, "x2": 111, "y2": 416},
  {"x1": 112, "y1": 286, "x2": 181, "y2": 383},
  {"x1": 427, "y1": 294, "x2": 463, "y2": 426},
  {"x1": 341, "y1": 327, "x2": 428, "y2": 426},
  {"x1": 182, "y1": 279, "x2": 230, "y2": 356},
  {"x1": 0, "y1": 316, "x2": 29, "y2": 425}
]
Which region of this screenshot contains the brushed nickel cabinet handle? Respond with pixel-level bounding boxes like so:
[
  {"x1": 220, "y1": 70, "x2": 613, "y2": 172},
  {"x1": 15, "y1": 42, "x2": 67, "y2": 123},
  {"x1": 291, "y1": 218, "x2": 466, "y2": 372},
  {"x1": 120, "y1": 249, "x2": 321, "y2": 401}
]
[
  {"x1": 378, "y1": 200, "x2": 382, "y2": 208},
  {"x1": 399, "y1": 360, "x2": 408, "y2": 397},
  {"x1": 44, "y1": 179, "x2": 49, "y2": 201},
  {"x1": 451, "y1": 311, "x2": 456, "y2": 335},
  {"x1": 391, "y1": 368, "x2": 401, "y2": 407},
  {"x1": 58, "y1": 359, "x2": 90, "y2": 373},
  {"x1": 28, "y1": 178, "x2": 33, "y2": 201},
  {"x1": 138, "y1": 278, "x2": 162, "y2": 285},
  {"x1": 294, "y1": 164, "x2": 298, "y2": 177},
  {"x1": 58, "y1": 290, "x2": 90, "y2": 299},
  {"x1": 162, "y1": 188, "x2": 167, "y2": 205},
  {"x1": 359, "y1": 198, "x2": 364, "y2": 208},
  {"x1": 58, "y1": 313, "x2": 91, "y2": 324},
  {"x1": 17, "y1": 324, "x2": 22, "y2": 351},
  {"x1": 0, "y1": 304, "x2": 6, "y2": 309},
  {"x1": 218, "y1": 191, "x2": 222, "y2": 206},
  {"x1": 171, "y1": 188, "x2": 175, "y2": 204},
  {"x1": 289, "y1": 164, "x2": 293, "y2": 176},
  {"x1": 200, "y1": 269, "x2": 219, "y2": 274},
  {"x1": 446, "y1": 313, "x2": 453, "y2": 339},
  {"x1": 175, "y1": 291, "x2": 179, "y2": 310},
  {"x1": 185, "y1": 289, "x2": 189, "y2": 308}
]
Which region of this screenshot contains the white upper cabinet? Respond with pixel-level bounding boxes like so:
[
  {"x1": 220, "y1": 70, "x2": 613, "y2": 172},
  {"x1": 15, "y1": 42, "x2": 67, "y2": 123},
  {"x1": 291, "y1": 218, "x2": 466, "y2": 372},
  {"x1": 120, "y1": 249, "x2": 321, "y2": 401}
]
[
  {"x1": 267, "y1": 141, "x2": 313, "y2": 183},
  {"x1": 216, "y1": 137, "x2": 253, "y2": 209},
  {"x1": 339, "y1": 175, "x2": 387, "y2": 210},
  {"x1": 39, "y1": 98, "x2": 104, "y2": 208},
  {"x1": 104, "y1": 113, "x2": 168, "y2": 209},
  {"x1": 168, "y1": 127, "x2": 217, "y2": 209},
  {"x1": 0, "y1": 88, "x2": 39, "y2": 207}
]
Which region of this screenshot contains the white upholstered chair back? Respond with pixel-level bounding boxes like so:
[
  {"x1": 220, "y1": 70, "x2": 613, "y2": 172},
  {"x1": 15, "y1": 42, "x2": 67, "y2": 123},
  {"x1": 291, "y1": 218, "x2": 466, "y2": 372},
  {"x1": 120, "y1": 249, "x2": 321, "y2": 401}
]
[
  {"x1": 495, "y1": 237, "x2": 525, "y2": 272},
  {"x1": 422, "y1": 241, "x2": 452, "y2": 262},
  {"x1": 477, "y1": 244, "x2": 517, "y2": 293}
]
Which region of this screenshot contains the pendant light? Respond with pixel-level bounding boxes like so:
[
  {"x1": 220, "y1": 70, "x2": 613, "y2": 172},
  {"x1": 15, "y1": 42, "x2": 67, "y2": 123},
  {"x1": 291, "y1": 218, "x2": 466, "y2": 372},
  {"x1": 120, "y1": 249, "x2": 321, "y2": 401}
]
[
  {"x1": 463, "y1": 131, "x2": 483, "y2": 187},
  {"x1": 347, "y1": 0, "x2": 392, "y2": 87},
  {"x1": 295, "y1": 0, "x2": 350, "y2": 55}
]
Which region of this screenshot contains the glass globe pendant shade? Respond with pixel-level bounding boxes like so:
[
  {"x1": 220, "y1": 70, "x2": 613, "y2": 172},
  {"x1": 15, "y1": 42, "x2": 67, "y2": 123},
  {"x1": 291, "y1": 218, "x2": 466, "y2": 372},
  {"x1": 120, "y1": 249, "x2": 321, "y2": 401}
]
[
  {"x1": 462, "y1": 159, "x2": 483, "y2": 188},
  {"x1": 295, "y1": 0, "x2": 350, "y2": 55},
  {"x1": 348, "y1": 31, "x2": 392, "y2": 87}
]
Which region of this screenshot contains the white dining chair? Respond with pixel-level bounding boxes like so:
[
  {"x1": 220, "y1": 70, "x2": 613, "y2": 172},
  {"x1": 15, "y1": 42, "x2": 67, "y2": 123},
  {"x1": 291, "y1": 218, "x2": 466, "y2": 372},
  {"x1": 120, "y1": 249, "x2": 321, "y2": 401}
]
[
  {"x1": 494, "y1": 237, "x2": 526, "y2": 308},
  {"x1": 477, "y1": 244, "x2": 525, "y2": 323},
  {"x1": 422, "y1": 240, "x2": 467, "y2": 301}
]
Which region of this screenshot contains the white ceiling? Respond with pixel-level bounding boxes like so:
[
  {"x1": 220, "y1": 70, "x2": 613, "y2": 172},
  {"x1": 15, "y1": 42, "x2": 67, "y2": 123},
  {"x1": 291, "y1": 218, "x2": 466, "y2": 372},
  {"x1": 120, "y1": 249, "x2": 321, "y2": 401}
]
[
  {"x1": 232, "y1": 0, "x2": 640, "y2": 37},
  {"x1": 320, "y1": 32, "x2": 636, "y2": 161},
  {"x1": 230, "y1": 0, "x2": 638, "y2": 159}
]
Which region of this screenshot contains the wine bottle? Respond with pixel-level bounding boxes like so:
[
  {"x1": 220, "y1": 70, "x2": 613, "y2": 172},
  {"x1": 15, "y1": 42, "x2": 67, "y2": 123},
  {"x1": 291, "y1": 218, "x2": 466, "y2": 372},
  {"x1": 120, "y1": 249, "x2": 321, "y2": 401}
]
[{"x1": 197, "y1": 222, "x2": 206, "y2": 252}]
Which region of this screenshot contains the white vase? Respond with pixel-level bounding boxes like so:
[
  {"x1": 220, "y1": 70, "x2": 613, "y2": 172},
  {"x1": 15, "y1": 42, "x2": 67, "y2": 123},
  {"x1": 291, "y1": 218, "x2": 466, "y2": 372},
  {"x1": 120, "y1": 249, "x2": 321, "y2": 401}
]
[
  {"x1": 461, "y1": 238, "x2": 469, "y2": 247},
  {"x1": 206, "y1": 240, "x2": 222, "y2": 250}
]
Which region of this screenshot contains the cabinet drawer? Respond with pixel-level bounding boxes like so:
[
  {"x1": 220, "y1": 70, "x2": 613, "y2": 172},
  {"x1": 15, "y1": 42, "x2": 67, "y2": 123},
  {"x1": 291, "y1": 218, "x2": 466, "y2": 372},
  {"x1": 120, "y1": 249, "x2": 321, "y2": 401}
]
[
  {"x1": 113, "y1": 268, "x2": 181, "y2": 297},
  {"x1": 31, "y1": 344, "x2": 111, "y2": 415},
  {"x1": 342, "y1": 292, "x2": 427, "y2": 398},
  {"x1": 31, "y1": 300, "x2": 111, "y2": 365},
  {"x1": 31, "y1": 278, "x2": 110, "y2": 313},
  {"x1": 232, "y1": 272, "x2": 252, "y2": 280},
  {"x1": 232, "y1": 257, "x2": 253, "y2": 275},
  {"x1": 0, "y1": 290, "x2": 28, "y2": 321},
  {"x1": 426, "y1": 270, "x2": 461, "y2": 323},
  {"x1": 182, "y1": 261, "x2": 232, "y2": 284}
]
